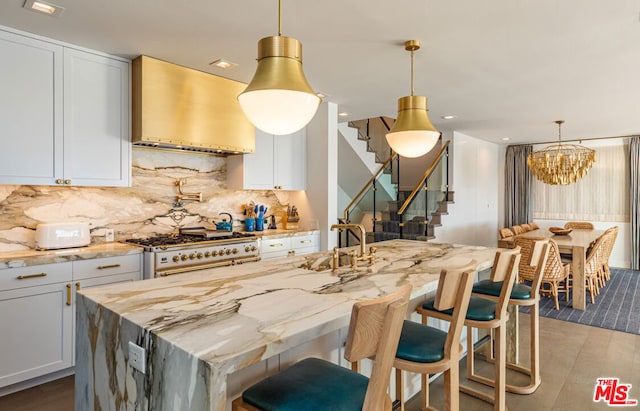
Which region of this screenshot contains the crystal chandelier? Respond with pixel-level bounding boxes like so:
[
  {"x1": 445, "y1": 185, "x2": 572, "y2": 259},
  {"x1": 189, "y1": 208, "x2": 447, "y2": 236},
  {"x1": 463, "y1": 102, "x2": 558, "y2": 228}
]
[{"x1": 527, "y1": 120, "x2": 596, "y2": 185}]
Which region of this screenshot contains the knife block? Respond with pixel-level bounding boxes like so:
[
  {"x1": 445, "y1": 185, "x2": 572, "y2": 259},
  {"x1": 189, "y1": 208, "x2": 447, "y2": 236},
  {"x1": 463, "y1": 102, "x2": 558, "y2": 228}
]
[{"x1": 282, "y1": 213, "x2": 299, "y2": 230}]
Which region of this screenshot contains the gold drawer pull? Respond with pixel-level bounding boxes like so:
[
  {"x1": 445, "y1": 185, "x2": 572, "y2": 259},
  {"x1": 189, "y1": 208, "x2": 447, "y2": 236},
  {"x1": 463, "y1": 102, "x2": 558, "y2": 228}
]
[
  {"x1": 98, "y1": 264, "x2": 121, "y2": 270},
  {"x1": 269, "y1": 243, "x2": 284, "y2": 247},
  {"x1": 17, "y1": 273, "x2": 47, "y2": 280},
  {"x1": 66, "y1": 284, "x2": 71, "y2": 306},
  {"x1": 299, "y1": 240, "x2": 312, "y2": 244},
  {"x1": 76, "y1": 282, "x2": 81, "y2": 291}
]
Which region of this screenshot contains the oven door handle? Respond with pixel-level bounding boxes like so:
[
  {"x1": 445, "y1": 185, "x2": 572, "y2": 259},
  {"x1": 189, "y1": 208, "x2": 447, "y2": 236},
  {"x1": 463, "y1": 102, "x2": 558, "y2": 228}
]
[{"x1": 157, "y1": 256, "x2": 261, "y2": 277}]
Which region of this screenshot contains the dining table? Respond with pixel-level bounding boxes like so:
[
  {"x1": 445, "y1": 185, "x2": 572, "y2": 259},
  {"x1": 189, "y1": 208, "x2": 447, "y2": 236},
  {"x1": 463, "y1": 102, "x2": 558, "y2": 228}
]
[{"x1": 498, "y1": 228, "x2": 604, "y2": 310}]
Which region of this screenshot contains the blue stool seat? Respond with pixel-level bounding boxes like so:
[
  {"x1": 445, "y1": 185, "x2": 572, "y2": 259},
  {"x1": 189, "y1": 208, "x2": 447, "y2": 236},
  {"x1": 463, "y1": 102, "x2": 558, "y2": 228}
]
[
  {"x1": 242, "y1": 357, "x2": 368, "y2": 411},
  {"x1": 423, "y1": 296, "x2": 497, "y2": 321},
  {"x1": 472, "y1": 280, "x2": 532, "y2": 300},
  {"x1": 396, "y1": 320, "x2": 448, "y2": 363}
]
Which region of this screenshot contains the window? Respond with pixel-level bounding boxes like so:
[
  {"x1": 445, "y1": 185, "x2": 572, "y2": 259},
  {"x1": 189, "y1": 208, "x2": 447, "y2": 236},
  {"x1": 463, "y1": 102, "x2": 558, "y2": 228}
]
[{"x1": 532, "y1": 142, "x2": 629, "y2": 222}]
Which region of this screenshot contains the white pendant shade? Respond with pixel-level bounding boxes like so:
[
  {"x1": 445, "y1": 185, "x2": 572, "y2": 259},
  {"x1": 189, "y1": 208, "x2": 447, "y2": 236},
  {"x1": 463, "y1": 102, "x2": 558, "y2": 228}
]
[
  {"x1": 386, "y1": 129, "x2": 440, "y2": 158},
  {"x1": 238, "y1": 89, "x2": 320, "y2": 135}
]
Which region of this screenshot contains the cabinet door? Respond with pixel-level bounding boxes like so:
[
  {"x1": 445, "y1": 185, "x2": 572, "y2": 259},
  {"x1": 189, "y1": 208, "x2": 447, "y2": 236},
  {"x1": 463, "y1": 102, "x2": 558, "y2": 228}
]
[
  {"x1": 274, "y1": 128, "x2": 306, "y2": 190},
  {"x1": 242, "y1": 129, "x2": 276, "y2": 190},
  {"x1": 0, "y1": 29, "x2": 63, "y2": 185},
  {"x1": 0, "y1": 282, "x2": 73, "y2": 388},
  {"x1": 63, "y1": 48, "x2": 130, "y2": 186}
]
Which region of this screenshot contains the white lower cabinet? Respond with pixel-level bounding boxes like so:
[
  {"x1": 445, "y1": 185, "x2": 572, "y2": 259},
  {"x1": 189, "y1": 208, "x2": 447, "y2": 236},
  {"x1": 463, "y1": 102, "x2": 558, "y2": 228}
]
[
  {"x1": 0, "y1": 263, "x2": 73, "y2": 388},
  {"x1": 0, "y1": 254, "x2": 142, "y2": 390},
  {"x1": 260, "y1": 232, "x2": 320, "y2": 260}
]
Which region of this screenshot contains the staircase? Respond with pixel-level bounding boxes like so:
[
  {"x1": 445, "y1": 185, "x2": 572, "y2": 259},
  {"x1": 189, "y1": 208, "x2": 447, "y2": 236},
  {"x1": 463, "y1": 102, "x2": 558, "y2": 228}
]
[{"x1": 337, "y1": 118, "x2": 453, "y2": 247}]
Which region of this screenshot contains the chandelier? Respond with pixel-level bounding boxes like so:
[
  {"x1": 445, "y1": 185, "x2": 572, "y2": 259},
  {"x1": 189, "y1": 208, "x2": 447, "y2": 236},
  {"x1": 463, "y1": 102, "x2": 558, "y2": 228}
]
[{"x1": 527, "y1": 120, "x2": 596, "y2": 185}]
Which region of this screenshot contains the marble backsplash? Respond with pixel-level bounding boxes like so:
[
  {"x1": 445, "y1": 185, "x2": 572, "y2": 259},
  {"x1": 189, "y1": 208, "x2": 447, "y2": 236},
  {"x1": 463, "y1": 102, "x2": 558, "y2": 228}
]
[{"x1": 0, "y1": 149, "x2": 290, "y2": 252}]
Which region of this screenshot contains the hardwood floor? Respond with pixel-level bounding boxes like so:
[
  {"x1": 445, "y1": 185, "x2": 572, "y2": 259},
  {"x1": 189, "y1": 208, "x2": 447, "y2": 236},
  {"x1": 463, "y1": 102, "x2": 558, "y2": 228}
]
[{"x1": 0, "y1": 313, "x2": 638, "y2": 410}]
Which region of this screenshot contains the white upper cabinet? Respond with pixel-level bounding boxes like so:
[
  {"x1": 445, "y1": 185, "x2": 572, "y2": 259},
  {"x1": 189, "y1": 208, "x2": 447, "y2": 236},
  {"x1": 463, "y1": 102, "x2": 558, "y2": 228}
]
[
  {"x1": 63, "y1": 48, "x2": 130, "y2": 186},
  {"x1": 227, "y1": 128, "x2": 306, "y2": 191},
  {"x1": 0, "y1": 28, "x2": 130, "y2": 187},
  {"x1": 0, "y1": 29, "x2": 63, "y2": 185}
]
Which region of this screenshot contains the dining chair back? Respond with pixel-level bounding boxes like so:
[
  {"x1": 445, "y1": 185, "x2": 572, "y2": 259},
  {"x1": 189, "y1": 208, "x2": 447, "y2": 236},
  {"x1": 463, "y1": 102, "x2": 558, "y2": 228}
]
[
  {"x1": 540, "y1": 239, "x2": 571, "y2": 310},
  {"x1": 521, "y1": 223, "x2": 532, "y2": 232},
  {"x1": 600, "y1": 226, "x2": 619, "y2": 282},
  {"x1": 499, "y1": 228, "x2": 514, "y2": 239},
  {"x1": 233, "y1": 284, "x2": 412, "y2": 411},
  {"x1": 511, "y1": 225, "x2": 524, "y2": 235},
  {"x1": 529, "y1": 222, "x2": 540, "y2": 230},
  {"x1": 564, "y1": 221, "x2": 594, "y2": 229}
]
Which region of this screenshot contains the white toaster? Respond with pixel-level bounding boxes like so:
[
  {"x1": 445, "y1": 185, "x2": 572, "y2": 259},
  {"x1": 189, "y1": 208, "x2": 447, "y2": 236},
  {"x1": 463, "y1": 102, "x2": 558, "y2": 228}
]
[{"x1": 35, "y1": 222, "x2": 91, "y2": 250}]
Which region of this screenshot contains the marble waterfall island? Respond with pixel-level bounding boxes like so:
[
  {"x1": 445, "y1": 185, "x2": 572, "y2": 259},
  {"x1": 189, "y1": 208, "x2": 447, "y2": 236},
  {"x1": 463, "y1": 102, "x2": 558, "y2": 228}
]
[{"x1": 75, "y1": 240, "x2": 498, "y2": 411}]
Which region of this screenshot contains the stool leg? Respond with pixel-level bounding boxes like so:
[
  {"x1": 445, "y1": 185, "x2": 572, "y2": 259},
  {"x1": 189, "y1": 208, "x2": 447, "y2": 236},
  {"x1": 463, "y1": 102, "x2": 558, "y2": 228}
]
[
  {"x1": 421, "y1": 372, "x2": 430, "y2": 410},
  {"x1": 444, "y1": 360, "x2": 459, "y2": 411},
  {"x1": 494, "y1": 325, "x2": 506, "y2": 411},
  {"x1": 530, "y1": 301, "x2": 540, "y2": 389},
  {"x1": 395, "y1": 368, "x2": 405, "y2": 411},
  {"x1": 466, "y1": 326, "x2": 475, "y2": 379}
]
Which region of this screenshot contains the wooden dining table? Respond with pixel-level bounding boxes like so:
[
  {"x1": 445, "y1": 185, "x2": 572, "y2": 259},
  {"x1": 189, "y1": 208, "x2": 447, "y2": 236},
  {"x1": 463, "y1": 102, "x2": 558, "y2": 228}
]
[{"x1": 498, "y1": 228, "x2": 604, "y2": 310}]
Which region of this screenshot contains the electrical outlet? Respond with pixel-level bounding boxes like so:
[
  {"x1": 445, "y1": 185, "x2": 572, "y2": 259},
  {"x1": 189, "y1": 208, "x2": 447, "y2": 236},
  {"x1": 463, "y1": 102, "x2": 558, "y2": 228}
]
[
  {"x1": 105, "y1": 229, "x2": 115, "y2": 242},
  {"x1": 129, "y1": 341, "x2": 146, "y2": 374}
]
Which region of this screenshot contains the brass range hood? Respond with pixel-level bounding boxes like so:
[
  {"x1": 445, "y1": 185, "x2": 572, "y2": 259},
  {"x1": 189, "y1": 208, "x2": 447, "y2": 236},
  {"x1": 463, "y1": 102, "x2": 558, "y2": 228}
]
[{"x1": 132, "y1": 56, "x2": 255, "y2": 154}]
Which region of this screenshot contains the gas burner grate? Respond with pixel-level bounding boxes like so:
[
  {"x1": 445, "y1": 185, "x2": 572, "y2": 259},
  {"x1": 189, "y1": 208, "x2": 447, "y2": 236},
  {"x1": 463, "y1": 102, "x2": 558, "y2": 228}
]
[{"x1": 125, "y1": 232, "x2": 254, "y2": 247}]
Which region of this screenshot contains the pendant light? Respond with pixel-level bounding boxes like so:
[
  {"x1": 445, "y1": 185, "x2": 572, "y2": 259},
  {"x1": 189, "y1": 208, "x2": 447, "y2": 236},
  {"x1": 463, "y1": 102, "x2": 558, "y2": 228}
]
[
  {"x1": 385, "y1": 40, "x2": 440, "y2": 158},
  {"x1": 238, "y1": 0, "x2": 320, "y2": 135}
]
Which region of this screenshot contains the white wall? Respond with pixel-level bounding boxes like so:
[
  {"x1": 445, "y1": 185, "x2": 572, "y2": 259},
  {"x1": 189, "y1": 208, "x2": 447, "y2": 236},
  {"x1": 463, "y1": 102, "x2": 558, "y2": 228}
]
[
  {"x1": 436, "y1": 132, "x2": 500, "y2": 248},
  {"x1": 289, "y1": 102, "x2": 339, "y2": 251}
]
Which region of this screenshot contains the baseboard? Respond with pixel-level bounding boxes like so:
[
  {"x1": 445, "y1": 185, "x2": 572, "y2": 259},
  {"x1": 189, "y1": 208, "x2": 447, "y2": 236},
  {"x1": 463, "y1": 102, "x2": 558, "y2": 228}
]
[{"x1": 0, "y1": 368, "x2": 74, "y2": 397}]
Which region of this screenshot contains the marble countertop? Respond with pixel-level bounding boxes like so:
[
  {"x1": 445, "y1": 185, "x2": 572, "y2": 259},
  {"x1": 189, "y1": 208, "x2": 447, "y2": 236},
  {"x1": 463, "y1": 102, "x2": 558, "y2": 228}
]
[
  {"x1": 0, "y1": 242, "x2": 143, "y2": 269},
  {"x1": 80, "y1": 240, "x2": 496, "y2": 376}
]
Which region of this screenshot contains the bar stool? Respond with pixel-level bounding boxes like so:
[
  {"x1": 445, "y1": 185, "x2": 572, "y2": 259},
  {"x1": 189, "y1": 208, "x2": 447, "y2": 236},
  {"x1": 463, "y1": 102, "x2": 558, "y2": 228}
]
[
  {"x1": 232, "y1": 284, "x2": 411, "y2": 411},
  {"x1": 471, "y1": 239, "x2": 551, "y2": 394},
  {"x1": 419, "y1": 247, "x2": 521, "y2": 411},
  {"x1": 393, "y1": 260, "x2": 477, "y2": 411}
]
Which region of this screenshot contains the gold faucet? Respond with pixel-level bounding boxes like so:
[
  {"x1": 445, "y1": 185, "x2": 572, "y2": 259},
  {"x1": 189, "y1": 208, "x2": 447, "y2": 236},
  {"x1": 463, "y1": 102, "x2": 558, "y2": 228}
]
[{"x1": 330, "y1": 223, "x2": 376, "y2": 270}]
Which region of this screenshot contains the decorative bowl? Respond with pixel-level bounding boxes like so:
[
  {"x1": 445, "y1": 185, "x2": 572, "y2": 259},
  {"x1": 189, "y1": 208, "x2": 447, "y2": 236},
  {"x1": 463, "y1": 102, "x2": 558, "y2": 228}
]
[{"x1": 549, "y1": 227, "x2": 572, "y2": 235}]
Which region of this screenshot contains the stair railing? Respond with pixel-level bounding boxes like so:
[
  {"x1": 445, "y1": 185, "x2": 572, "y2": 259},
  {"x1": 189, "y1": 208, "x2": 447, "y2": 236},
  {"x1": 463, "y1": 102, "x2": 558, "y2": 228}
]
[
  {"x1": 338, "y1": 151, "x2": 398, "y2": 247},
  {"x1": 397, "y1": 141, "x2": 450, "y2": 239}
]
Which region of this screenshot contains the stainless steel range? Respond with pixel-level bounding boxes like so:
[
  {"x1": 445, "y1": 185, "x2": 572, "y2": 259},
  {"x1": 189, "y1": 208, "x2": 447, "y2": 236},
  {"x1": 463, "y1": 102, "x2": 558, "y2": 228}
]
[{"x1": 125, "y1": 228, "x2": 260, "y2": 279}]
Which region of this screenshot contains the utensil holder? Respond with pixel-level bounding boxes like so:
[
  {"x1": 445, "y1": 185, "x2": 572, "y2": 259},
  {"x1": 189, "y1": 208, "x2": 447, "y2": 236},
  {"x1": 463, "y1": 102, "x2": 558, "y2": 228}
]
[
  {"x1": 256, "y1": 218, "x2": 264, "y2": 231},
  {"x1": 245, "y1": 218, "x2": 255, "y2": 232}
]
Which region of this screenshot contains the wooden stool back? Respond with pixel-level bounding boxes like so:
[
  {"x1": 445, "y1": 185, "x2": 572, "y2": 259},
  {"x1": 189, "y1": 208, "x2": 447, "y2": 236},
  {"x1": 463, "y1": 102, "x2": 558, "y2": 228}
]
[{"x1": 344, "y1": 284, "x2": 412, "y2": 409}]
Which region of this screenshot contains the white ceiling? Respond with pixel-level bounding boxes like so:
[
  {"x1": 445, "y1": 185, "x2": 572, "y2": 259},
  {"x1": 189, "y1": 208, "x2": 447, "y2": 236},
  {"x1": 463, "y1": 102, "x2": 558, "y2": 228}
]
[{"x1": 1, "y1": 0, "x2": 639, "y2": 144}]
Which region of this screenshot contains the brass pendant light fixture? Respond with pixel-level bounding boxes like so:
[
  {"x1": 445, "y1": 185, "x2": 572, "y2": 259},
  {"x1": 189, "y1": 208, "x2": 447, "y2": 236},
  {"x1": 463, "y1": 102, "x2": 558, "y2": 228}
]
[
  {"x1": 527, "y1": 120, "x2": 596, "y2": 185},
  {"x1": 385, "y1": 40, "x2": 440, "y2": 158},
  {"x1": 238, "y1": 0, "x2": 320, "y2": 135}
]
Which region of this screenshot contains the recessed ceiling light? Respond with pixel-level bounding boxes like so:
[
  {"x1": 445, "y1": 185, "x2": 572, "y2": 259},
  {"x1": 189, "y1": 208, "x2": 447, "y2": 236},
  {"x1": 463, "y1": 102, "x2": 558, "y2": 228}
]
[
  {"x1": 441, "y1": 115, "x2": 457, "y2": 120},
  {"x1": 209, "y1": 59, "x2": 237, "y2": 69},
  {"x1": 501, "y1": 137, "x2": 511, "y2": 141},
  {"x1": 23, "y1": 0, "x2": 64, "y2": 16},
  {"x1": 338, "y1": 112, "x2": 349, "y2": 117}
]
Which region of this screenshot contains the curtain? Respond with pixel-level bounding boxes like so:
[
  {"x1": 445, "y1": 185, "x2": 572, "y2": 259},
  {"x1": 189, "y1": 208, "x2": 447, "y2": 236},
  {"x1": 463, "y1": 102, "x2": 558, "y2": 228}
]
[
  {"x1": 505, "y1": 145, "x2": 533, "y2": 227},
  {"x1": 532, "y1": 143, "x2": 629, "y2": 222},
  {"x1": 630, "y1": 136, "x2": 640, "y2": 270}
]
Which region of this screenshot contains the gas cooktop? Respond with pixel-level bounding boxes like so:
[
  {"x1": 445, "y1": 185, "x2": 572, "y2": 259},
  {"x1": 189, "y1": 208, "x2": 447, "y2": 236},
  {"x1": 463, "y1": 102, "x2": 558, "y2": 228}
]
[{"x1": 125, "y1": 232, "x2": 256, "y2": 248}]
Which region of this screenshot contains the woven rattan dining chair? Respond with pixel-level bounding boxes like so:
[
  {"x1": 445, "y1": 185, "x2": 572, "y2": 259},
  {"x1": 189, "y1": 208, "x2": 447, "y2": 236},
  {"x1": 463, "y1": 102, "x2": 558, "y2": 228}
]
[
  {"x1": 538, "y1": 240, "x2": 571, "y2": 310},
  {"x1": 600, "y1": 226, "x2": 619, "y2": 283},
  {"x1": 521, "y1": 223, "x2": 532, "y2": 232},
  {"x1": 564, "y1": 221, "x2": 595, "y2": 230},
  {"x1": 232, "y1": 284, "x2": 411, "y2": 411},
  {"x1": 498, "y1": 228, "x2": 514, "y2": 239},
  {"x1": 511, "y1": 225, "x2": 524, "y2": 235},
  {"x1": 529, "y1": 222, "x2": 540, "y2": 230},
  {"x1": 393, "y1": 261, "x2": 477, "y2": 411},
  {"x1": 577, "y1": 232, "x2": 609, "y2": 304}
]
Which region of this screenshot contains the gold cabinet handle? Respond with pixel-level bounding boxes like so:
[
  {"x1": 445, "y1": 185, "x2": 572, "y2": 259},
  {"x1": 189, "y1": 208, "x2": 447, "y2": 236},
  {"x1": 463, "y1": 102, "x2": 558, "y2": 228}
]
[
  {"x1": 64, "y1": 179, "x2": 72, "y2": 185},
  {"x1": 98, "y1": 264, "x2": 121, "y2": 270},
  {"x1": 299, "y1": 240, "x2": 312, "y2": 244},
  {"x1": 17, "y1": 273, "x2": 47, "y2": 280},
  {"x1": 55, "y1": 179, "x2": 63, "y2": 184},
  {"x1": 269, "y1": 243, "x2": 284, "y2": 247},
  {"x1": 66, "y1": 284, "x2": 71, "y2": 306},
  {"x1": 76, "y1": 282, "x2": 81, "y2": 291}
]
